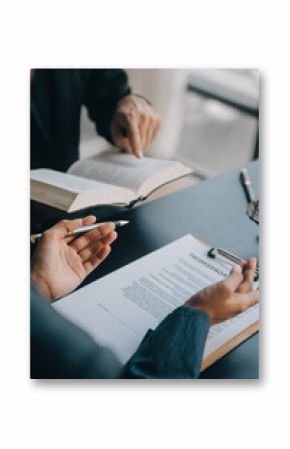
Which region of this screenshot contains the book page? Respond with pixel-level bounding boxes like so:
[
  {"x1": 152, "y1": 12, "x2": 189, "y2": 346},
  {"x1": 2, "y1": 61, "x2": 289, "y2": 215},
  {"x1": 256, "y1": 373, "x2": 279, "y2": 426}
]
[
  {"x1": 68, "y1": 149, "x2": 189, "y2": 195},
  {"x1": 53, "y1": 235, "x2": 259, "y2": 365},
  {"x1": 31, "y1": 168, "x2": 101, "y2": 193}
]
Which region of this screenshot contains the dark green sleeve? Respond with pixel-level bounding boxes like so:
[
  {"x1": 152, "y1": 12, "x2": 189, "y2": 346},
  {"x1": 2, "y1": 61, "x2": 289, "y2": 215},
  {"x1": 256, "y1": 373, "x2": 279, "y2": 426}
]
[
  {"x1": 31, "y1": 286, "x2": 210, "y2": 379},
  {"x1": 121, "y1": 306, "x2": 210, "y2": 379}
]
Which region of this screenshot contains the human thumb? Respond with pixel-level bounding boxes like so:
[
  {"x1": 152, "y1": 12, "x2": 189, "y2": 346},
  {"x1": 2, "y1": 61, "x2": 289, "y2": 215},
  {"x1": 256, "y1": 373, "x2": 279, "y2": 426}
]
[{"x1": 223, "y1": 264, "x2": 243, "y2": 291}]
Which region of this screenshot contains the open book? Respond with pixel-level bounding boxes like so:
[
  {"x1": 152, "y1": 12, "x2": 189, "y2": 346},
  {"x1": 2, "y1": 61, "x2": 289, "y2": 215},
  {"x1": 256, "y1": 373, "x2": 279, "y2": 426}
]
[
  {"x1": 31, "y1": 150, "x2": 192, "y2": 212},
  {"x1": 53, "y1": 234, "x2": 259, "y2": 372}
]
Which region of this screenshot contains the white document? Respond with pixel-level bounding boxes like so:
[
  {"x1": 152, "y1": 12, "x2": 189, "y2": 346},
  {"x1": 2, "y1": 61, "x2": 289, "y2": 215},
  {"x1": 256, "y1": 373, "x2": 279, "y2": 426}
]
[{"x1": 53, "y1": 235, "x2": 259, "y2": 364}]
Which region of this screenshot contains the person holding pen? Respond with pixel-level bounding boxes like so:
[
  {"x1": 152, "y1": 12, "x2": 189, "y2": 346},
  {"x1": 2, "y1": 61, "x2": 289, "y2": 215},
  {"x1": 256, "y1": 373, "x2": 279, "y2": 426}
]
[{"x1": 31, "y1": 216, "x2": 259, "y2": 379}]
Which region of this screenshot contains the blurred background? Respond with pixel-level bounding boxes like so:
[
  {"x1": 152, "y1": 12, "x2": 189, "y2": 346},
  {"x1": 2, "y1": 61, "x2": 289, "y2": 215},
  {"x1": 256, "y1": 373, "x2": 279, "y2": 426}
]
[{"x1": 80, "y1": 69, "x2": 259, "y2": 179}]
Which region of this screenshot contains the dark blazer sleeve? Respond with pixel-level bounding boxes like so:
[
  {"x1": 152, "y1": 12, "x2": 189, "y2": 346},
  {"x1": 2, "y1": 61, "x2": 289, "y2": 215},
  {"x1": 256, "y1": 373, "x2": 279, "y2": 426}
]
[
  {"x1": 83, "y1": 69, "x2": 131, "y2": 143},
  {"x1": 121, "y1": 307, "x2": 210, "y2": 379},
  {"x1": 30, "y1": 286, "x2": 122, "y2": 379}
]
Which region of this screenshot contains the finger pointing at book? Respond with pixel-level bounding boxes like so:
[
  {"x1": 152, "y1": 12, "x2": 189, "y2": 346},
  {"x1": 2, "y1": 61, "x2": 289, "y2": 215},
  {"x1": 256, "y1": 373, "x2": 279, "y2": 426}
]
[{"x1": 110, "y1": 94, "x2": 161, "y2": 158}]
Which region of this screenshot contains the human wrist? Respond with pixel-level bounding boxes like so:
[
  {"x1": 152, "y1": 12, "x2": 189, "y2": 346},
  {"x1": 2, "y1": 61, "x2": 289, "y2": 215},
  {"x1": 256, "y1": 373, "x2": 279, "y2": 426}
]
[
  {"x1": 184, "y1": 300, "x2": 214, "y2": 325},
  {"x1": 131, "y1": 93, "x2": 152, "y2": 106},
  {"x1": 117, "y1": 93, "x2": 152, "y2": 107},
  {"x1": 31, "y1": 272, "x2": 52, "y2": 302}
]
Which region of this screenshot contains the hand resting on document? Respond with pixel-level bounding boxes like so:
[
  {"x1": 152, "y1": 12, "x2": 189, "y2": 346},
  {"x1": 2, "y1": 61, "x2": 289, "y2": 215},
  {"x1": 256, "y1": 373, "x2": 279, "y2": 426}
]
[
  {"x1": 186, "y1": 258, "x2": 259, "y2": 325},
  {"x1": 31, "y1": 216, "x2": 117, "y2": 302}
]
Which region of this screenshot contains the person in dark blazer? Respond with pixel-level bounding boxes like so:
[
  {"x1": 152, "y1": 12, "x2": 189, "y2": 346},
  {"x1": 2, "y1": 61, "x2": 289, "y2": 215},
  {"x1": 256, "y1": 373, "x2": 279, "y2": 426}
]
[
  {"x1": 31, "y1": 216, "x2": 259, "y2": 379},
  {"x1": 30, "y1": 69, "x2": 161, "y2": 171}
]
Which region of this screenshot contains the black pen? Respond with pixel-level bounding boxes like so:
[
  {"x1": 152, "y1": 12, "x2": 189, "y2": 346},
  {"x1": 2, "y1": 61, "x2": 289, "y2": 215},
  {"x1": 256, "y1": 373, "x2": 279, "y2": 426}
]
[
  {"x1": 240, "y1": 168, "x2": 255, "y2": 203},
  {"x1": 31, "y1": 220, "x2": 129, "y2": 244}
]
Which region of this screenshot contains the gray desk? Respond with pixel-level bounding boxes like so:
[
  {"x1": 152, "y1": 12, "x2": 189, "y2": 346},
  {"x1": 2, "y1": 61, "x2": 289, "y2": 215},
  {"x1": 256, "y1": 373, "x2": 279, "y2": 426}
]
[{"x1": 76, "y1": 161, "x2": 260, "y2": 378}]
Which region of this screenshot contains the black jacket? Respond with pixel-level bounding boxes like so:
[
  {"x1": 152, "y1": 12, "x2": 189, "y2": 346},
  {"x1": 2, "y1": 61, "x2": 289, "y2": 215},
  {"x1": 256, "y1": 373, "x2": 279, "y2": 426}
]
[
  {"x1": 30, "y1": 69, "x2": 131, "y2": 171},
  {"x1": 31, "y1": 286, "x2": 210, "y2": 379}
]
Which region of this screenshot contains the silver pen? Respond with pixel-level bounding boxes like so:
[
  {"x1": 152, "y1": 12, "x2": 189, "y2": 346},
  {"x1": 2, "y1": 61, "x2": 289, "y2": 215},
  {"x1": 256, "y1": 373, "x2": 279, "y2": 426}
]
[
  {"x1": 240, "y1": 168, "x2": 255, "y2": 204},
  {"x1": 31, "y1": 220, "x2": 129, "y2": 244}
]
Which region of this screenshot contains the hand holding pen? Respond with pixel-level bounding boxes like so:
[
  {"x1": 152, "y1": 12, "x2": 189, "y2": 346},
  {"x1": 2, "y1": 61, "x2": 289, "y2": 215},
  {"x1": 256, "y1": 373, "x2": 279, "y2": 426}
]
[
  {"x1": 31, "y1": 216, "x2": 129, "y2": 301},
  {"x1": 31, "y1": 219, "x2": 129, "y2": 243}
]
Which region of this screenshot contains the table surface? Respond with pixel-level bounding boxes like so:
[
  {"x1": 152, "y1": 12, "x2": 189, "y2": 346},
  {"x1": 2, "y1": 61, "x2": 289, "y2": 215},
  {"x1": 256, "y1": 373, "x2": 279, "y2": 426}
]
[{"x1": 77, "y1": 160, "x2": 259, "y2": 379}]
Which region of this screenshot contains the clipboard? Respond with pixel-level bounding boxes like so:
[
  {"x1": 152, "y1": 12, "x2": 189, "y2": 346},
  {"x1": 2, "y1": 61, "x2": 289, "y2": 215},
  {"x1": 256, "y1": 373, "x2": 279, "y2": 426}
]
[
  {"x1": 52, "y1": 233, "x2": 259, "y2": 375},
  {"x1": 200, "y1": 245, "x2": 259, "y2": 372},
  {"x1": 207, "y1": 247, "x2": 259, "y2": 281}
]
